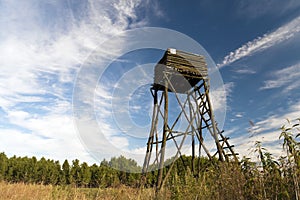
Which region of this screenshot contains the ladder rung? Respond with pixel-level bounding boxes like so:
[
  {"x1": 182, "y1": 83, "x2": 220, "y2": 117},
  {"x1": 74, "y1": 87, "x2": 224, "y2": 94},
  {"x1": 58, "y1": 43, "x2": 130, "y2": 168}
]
[
  {"x1": 202, "y1": 109, "x2": 209, "y2": 115},
  {"x1": 219, "y1": 137, "x2": 230, "y2": 142},
  {"x1": 202, "y1": 124, "x2": 211, "y2": 129},
  {"x1": 218, "y1": 130, "x2": 225, "y2": 134},
  {"x1": 196, "y1": 95, "x2": 203, "y2": 100},
  {"x1": 147, "y1": 141, "x2": 162, "y2": 145},
  {"x1": 226, "y1": 153, "x2": 239, "y2": 156},
  {"x1": 204, "y1": 119, "x2": 211, "y2": 123},
  {"x1": 223, "y1": 145, "x2": 234, "y2": 149}
]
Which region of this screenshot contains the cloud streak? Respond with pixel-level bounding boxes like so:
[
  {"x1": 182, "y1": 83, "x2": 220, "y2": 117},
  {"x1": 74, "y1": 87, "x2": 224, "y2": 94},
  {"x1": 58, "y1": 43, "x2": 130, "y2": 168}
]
[
  {"x1": 218, "y1": 15, "x2": 300, "y2": 67},
  {"x1": 260, "y1": 62, "x2": 300, "y2": 92}
]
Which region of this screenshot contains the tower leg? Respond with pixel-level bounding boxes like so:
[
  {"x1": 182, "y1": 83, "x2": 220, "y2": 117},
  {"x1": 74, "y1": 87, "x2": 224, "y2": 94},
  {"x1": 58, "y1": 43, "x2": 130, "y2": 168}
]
[
  {"x1": 142, "y1": 89, "x2": 158, "y2": 181},
  {"x1": 188, "y1": 95, "x2": 195, "y2": 175},
  {"x1": 157, "y1": 82, "x2": 168, "y2": 191}
]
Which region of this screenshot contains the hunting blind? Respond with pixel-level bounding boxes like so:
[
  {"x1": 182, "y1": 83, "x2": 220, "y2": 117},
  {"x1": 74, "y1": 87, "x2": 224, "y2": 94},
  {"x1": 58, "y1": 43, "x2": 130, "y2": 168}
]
[{"x1": 141, "y1": 48, "x2": 238, "y2": 191}]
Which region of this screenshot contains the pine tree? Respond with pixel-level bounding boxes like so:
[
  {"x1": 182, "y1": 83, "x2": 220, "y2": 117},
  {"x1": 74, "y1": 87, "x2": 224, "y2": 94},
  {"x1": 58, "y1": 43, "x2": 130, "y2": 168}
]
[
  {"x1": 62, "y1": 159, "x2": 70, "y2": 185},
  {"x1": 80, "y1": 162, "x2": 91, "y2": 187},
  {"x1": 89, "y1": 164, "x2": 102, "y2": 188},
  {"x1": 70, "y1": 159, "x2": 81, "y2": 187},
  {"x1": 0, "y1": 152, "x2": 8, "y2": 181}
]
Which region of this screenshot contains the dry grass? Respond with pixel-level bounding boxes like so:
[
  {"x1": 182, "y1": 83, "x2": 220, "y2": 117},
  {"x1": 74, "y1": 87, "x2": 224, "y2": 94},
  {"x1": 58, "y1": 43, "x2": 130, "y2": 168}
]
[
  {"x1": 0, "y1": 181, "x2": 53, "y2": 200},
  {"x1": 0, "y1": 182, "x2": 161, "y2": 200}
]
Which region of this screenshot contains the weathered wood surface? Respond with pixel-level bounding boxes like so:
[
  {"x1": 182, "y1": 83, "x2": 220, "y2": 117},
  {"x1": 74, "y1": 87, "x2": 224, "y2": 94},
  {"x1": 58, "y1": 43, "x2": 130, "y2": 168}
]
[{"x1": 154, "y1": 48, "x2": 208, "y2": 93}]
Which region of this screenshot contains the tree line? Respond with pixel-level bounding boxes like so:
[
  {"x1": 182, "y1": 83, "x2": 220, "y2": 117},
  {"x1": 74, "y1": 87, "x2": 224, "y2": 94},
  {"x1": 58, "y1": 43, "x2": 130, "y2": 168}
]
[
  {"x1": 0, "y1": 154, "x2": 143, "y2": 188},
  {"x1": 0, "y1": 151, "x2": 212, "y2": 189},
  {"x1": 0, "y1": 118, "x2": 300, "y2": 199}
]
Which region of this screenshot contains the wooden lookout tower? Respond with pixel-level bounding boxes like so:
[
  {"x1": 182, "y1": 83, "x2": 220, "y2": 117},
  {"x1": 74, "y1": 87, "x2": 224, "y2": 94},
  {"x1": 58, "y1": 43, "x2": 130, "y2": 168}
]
[{"x1": 142, "y1": 48, "x2": 238, "y2": 190}]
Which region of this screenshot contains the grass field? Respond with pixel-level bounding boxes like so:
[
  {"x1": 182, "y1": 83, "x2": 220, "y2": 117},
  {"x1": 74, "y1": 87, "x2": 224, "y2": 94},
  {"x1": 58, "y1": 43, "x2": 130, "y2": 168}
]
[{"x1": 0, "y1": 182, "x2": 166, "y2": 200}]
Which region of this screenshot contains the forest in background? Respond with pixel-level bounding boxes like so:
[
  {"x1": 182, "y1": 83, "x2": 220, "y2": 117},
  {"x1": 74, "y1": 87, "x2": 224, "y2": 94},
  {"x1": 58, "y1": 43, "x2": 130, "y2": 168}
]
[{"x1": 0, "y1": 119, "x2": 300, "y2": 199}]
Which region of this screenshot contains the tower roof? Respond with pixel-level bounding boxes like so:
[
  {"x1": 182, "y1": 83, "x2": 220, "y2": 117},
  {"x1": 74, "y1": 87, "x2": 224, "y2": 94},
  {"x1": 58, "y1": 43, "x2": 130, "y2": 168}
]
[{"x1": 153, "y1": 48, "x2": 208, "y2": 93}]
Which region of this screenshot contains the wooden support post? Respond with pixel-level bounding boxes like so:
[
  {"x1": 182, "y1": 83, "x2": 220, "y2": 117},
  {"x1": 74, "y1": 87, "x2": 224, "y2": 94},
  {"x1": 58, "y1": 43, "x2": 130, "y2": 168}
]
[
  {"x1": 142, "y1": 89, "x2": 158, "y2": 175},
  {"x1": 157, "y1": 79, "x2": 169, "y2": 191},
  {"x1": 188, "y1": 95, "x2": 195, "y2": 175}
]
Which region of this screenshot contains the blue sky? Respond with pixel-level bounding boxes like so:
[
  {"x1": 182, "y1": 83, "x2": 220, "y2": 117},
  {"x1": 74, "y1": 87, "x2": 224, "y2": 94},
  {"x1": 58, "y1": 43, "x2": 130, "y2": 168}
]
[{"x1": 0, "y1": 0, "x2": 300, "y2": 165}]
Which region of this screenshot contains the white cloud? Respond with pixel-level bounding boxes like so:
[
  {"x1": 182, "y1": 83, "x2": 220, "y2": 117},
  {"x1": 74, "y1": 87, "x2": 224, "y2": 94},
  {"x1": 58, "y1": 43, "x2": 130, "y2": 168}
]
[
  {"x1": 0, "y1": 0, "x2": 146, "y2": 163},
  {"x1": 210, "y1": 82, "x2": 234, "y2": 111},
  {"x1": 235, "y1": 113, "x2": 243, "y2": 118},
  {"x1": 260, "y1": 62, "x2": 300, "y2": 91},
  {"x1": 234, "y1": 68, "x2": 256, "y2": 74},
  {"x1": 218, "y1": 15, "x2": 300, "y2": 67},
  {"x1": 0, "y1": 117, "x2": 94, "y2": 163},
  {"x1": 110, "y1": 136, "x2": 129, "y2": 149}
]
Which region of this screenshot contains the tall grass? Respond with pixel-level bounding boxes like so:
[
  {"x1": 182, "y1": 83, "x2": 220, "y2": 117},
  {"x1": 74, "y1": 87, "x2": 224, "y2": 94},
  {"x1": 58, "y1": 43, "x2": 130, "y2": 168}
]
[{"x1": 0, "y1": 181, "x2": 158, "y2": 200}]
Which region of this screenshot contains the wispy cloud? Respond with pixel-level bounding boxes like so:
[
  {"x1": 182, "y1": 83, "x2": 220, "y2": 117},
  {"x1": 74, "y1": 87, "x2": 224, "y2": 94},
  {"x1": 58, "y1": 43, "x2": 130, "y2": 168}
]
[
  {"x1": 234, "y1": 68, "x2": 256, "y2": 74},
  {"x1": 237, "y1": 0, "x2": 300, "y2": 19},
  {"x1": 210, "y1": 82, "x2": 234, "y2": 111},
  {"x1": 218, "y1": 15, "x2": 300, "y2": 67},
  {"x1": 235, "y1": 113, "x2": 244, "y2": 118},
  {"x1": 0, "y1": 0, "x2": 146, "y2": 163},
  {"x1": 260, "y1": 62, "x2": 300, "y2": 91}
]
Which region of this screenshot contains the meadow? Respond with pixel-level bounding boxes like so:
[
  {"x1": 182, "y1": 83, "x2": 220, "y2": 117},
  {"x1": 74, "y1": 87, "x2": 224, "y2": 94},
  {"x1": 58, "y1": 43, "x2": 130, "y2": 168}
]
[
  {"x1": 0, "y1": 182, "x2": 158, "y2": 200},
  {"x1": 0, "y1": 119, "x2": 299, "y2": 200}
]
